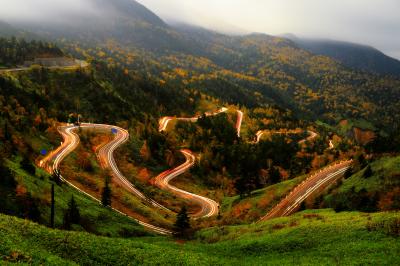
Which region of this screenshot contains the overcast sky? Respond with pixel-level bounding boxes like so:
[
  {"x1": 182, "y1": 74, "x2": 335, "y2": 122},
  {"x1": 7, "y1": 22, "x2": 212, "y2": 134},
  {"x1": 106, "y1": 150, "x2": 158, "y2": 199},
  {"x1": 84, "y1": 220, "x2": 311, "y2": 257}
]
[
  {"x1": 138, "y1": 0, "x2": 400, "y2": 60},
  {"x1": 0, "y1": 0, "x2": 399, "y2": 59}
]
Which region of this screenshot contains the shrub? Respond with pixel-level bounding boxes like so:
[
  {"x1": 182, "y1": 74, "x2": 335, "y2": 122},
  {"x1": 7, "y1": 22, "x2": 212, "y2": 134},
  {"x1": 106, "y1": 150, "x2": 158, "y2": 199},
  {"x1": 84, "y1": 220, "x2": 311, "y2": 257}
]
[
  {"x1": 101, "y1": 178, "x2": 112, "y2": 207},
  {"x1": 174, "y1": 206, "x2": 192, "y2": 238},
  {"x1": 63, "y1": 196, "x2": 80, "y2": 230},
  {"x1": 366, "y1": 218, "x2": 400, "y2": 237},
  {"x1": 363, "y1": 165, "x2": 373, "y2": 178},
  {"x1": 20, "y1": 157, "x2": 35, "y2": 176}
]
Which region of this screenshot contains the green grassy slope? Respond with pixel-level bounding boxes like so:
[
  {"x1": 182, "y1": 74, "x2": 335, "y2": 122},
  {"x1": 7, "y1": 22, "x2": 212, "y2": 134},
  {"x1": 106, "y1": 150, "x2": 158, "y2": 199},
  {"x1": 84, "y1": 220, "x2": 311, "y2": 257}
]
[
  {"x1": 221, "y1": 175, "x2": 307, "y2": 223},
  {"x1": 1, "y1": 209, "x2": 399, "y2": 265},
  {"x1": 338, "y1": 156, "x2": 400, "y2": 193},
  {"x1": 323, "y1": 156, "x2": 400, "y2": 212},
  {"x1": 5, "y1": 157, "x2": 149, "y2": 238}
]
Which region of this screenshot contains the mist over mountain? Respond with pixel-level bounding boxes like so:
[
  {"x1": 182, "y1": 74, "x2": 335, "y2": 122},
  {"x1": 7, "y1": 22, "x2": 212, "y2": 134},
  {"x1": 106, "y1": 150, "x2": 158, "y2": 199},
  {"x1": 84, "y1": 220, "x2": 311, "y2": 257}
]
[
  {"x1": 1, "y1": 1, "x2": 400, "y2": 264},
  {"x1": 1, "y1": 0, "x2": 177, "y2": 50},
  {"x1": 0, "y1": 0, "x2": 399, "y2": 130},
  {"x1": 1, "y1": 0, "x2": 399, "y2": 128},
  {"x1": 287, "y1": 35, "x2": 400, "y2": 76},
  {"x1": 0, "y1": 20, "x2": 36, "y2": 39}
]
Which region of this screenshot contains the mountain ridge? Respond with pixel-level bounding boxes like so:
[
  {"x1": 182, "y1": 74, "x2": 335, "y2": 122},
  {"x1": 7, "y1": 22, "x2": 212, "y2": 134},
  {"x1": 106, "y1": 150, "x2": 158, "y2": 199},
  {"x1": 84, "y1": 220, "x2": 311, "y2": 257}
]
[
  {"x1": 286, "y1": 35, "x2": 400, "y2": 76},
  {"x1": 1, "y1": 0, "x2": 400, "y2": 131}
]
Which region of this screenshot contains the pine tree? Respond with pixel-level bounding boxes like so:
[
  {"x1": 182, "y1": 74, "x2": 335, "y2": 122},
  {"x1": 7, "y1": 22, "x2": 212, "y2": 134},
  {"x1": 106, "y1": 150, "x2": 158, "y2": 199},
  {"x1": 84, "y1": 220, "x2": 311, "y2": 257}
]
[
  {"x1": 269, "y1": 166, "x2": 281, "y2": 184},
  {"x1": 344, "y1": 167, "x2": 353, "y2": 179},
  {"x1": 363, "y1": 165, "x2": 373, "y2": 178},
  {"x1": 63, "y1": 196, "x2": 80, "y2": 229},
  {"x1": 4, "y1": 121, "x2": 10, "y2": 140},
  {"x1": 101, "y1": 178, "x2": 112, "y2": 207},
  {"x1": 68, "y1": 196, "x2": 80, "y2": 223},
  {"x1": 50, "y1": 184, "x2": 55, "y2": 228},
  {"x1": 357, "y1": 153, "x2": 367, "y2": 168},
  {"x1": 52, "y1": 169, "x2": 62, "y2": 185},
  {"x1": 20, "y1": 156, "x2": 35, "y2": 175},
  {"x1": 174, "y1": 206, "x2": 191, "y2": 237},
  {"x1": 26, "y1": 193, "x2": 41, "y2": 223}
]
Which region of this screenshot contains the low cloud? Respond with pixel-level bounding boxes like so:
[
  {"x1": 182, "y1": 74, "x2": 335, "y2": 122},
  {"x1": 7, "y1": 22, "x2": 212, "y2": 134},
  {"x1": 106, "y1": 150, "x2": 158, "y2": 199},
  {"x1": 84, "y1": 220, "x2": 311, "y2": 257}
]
[
  {"x1": 139, "y1": 0, "x2": 400, "y2": 59},
  {"x1": 0, "y1": 0, "x2": 101, "y2": 23},
  {"x1": 0, "y1": 0, "x2": 399, "y2": 59}
]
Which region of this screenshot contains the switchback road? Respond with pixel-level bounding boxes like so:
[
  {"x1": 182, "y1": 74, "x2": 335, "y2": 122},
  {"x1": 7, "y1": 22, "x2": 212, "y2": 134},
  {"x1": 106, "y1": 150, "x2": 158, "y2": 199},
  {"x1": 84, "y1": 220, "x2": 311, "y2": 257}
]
[
  {"x1": 0, "y1": 60, "x2": 89, "y2": 74},
  {"x1": 157, "y1": 108, "x2": 336, "y2": 221},
  {"x1": 153, "y1": 149, "x2": 219, "y2": 218},
  {"x1": 158, "y1": 107, "x2": 228, "y2": 132},
  {"x1": 40, "y1": 107, "x2": 346, "y2": 231},
  {"x1": 260, "y1": 160, "x2": 352, "y2": 221},
  {"x1": 255, "y1": 129, "x2": 318, "y2": 144},
  {"x1": 157, "y1": 108, "x2": 230, "y2": 218},
  {"x1": 39, "y1": 123, "x2": 172, "y2": 235}
]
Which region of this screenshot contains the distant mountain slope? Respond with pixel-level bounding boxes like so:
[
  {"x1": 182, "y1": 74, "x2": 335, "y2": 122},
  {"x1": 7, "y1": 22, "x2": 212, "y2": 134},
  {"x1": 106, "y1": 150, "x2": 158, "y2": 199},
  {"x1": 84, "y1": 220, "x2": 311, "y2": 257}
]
[
  {"x1": 13, "y1": 0, "x2": 189, "y2": 52},
  {"x1": 0, "y1": 20, "x2": 16, "y2": 36},
  {"x1": 96, "y1": 0, "x2": 166, "y2": 27},
  {"x1": 1, "y1": 0, "x2": 400, "y2": 131},
  {"x1": 289, "y1": 37, "x2": 400, "y2": 76},
  {"x1": 0, "y1": 20, "x2": 37, "y2": 39}
]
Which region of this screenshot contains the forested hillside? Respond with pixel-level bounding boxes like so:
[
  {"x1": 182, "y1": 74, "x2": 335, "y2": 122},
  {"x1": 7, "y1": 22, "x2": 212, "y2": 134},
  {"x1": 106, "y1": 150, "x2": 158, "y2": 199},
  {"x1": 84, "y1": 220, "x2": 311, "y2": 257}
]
[
  {"x1": 289, "y1": 36, "x2": 400, "y2": 76},
  {"x1": 0, "y1": 1, "x2": 399, "y2": 264},
  {"x1": 0, "y1": 37, "x2": 63, "y2": 67},
  {"x1": 1, "y1": 39, "x2": 321, "y2": 231},
  {"x1": 2, "y1": 0, "x2": 400, "y2": 132}
]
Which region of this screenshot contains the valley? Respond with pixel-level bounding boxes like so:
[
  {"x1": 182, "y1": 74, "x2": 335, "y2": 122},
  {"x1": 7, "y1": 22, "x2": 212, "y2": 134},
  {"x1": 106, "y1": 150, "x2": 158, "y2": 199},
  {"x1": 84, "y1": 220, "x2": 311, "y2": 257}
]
[{"x1": 0, "y1": 0, "x2": 399, "y2": 265}]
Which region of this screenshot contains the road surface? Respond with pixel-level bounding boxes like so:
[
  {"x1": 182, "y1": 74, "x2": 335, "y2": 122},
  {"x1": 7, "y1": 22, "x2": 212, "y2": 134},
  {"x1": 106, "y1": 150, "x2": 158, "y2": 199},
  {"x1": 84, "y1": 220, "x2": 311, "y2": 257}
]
[
  {"x1": 158, "y1": 107, "x2": 228, "y2": 132},
  {"x1": 235, "y1": 110, "x2": 243, "y2": 137},
  {"x1": 158, "y1": 108, "x2": 236, "y2": 218},
  {"x1": 328, "y1": 140, "x2": 334, "y2": 149},
  {"x1": 298, "y1": 130, "x2": 318, "y2": 144},
  {"x1": 39, "y1": 123, "x2": 172, "y2": 235},
  {"x1": 260, "y1": 160, "x2": 352, "y2": 221},
  {"x1": 94, "y1": 124, "x2": 171, "y2": 212},
  {"x1": 255, "y1": 130, "x2": 318, "y2": 144},
  {"x1": 153, "y1": 149, "x2": 219, "y2": 219},
  {"x1": 0, "y1": 61, "x2": 89, "y2": 74},
  {"x1": 39, "y1": 107, "x2": 346, "y2": 230}
]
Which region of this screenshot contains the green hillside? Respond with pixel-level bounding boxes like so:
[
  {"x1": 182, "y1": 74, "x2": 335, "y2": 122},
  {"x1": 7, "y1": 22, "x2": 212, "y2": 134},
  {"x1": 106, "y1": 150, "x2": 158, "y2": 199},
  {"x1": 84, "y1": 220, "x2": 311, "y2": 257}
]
[
  {"x1": 1, "y1": 157, "x2": 148, "y2": 237},
  {"x1": 1, "y1": 39, "x2": 335, "y2": 230},
  {"x1": 2, "y1": 0, "x2": 400, "y2": 131},
  {"x1": 1, "y1": 210, "x2": 399, "y2": 265},
  {"x1": 290, "y1": 36, "x2": 400, "y2": 76},
  {"x1": 323, "y1": 156, "x2": 400, "y2": 212},
  {"x1": 0, "y1": 2, "x2": 399, "y2": 264}
]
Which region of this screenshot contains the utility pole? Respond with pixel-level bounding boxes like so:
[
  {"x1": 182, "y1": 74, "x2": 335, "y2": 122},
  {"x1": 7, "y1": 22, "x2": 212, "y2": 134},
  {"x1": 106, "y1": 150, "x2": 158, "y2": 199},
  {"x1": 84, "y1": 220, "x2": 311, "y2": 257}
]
[{"x1": 50, "y1": 184, "x2": 55, "y2": 228}]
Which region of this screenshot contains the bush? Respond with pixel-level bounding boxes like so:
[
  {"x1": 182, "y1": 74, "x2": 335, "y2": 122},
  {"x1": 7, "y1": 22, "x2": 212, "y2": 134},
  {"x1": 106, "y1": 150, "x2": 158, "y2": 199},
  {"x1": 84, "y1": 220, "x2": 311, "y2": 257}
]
[
  {"x1": 174, "y1": 206, "x2": 192, "y2": 238},
  {"x1": 63, "y1": 196, "x2": 80, "y2": 230},
  {"x1": 101, "y1": 178, "x2": 112, "y2": 207},
  {"x1": 328, "y1": 187, "x2": 378, "y2": 213},
  {"x1": 344, "y1": 167, "x2": 353, "y2": 179},
  {"x1": 363, "y1": 165, "x2": 373, "y2": 178},
  {"x1": 20, "y1": 157, "x2": 35, "y2": 176},
  {"x1": 366, "y1": 218, "x2": 400, "y2": 237}
]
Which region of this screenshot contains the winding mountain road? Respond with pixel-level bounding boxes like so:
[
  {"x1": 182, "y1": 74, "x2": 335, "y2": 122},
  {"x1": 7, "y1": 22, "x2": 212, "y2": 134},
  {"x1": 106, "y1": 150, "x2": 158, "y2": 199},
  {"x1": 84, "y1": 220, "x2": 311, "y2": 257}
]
[
  {"x1": 153, "y1": 149, "x2": 219, "y2": 219},
  {"x1": 0, "y1": 61, "x2": 89, "y2": 74},
  {"x1": 157, "y1": 108, "x2": 231, "y2": 218},
  {"x1": 39, "y1": 123, "x2": 172, "y2": 235},
  {"x1": 260, "y1": 160, "x2": 352, "y2": 221},
  {"x1": 158, "y1": 107, "x2": 228, "y2": 132},
  {"x1": 235, "y1": 110, "x2": 243, "y2": 137},
  {"x1": 255, "y1": 129, "x2": 318, "y2": 144},
  {"x1": 158, "y1": 108, "x2": 345, "y2": 222},
  {"x1": 40, "y1": 106, "x2": 346, "y2": 233},
  {"x1": 94, "y1": 124, "x2": 171, "y2": 212}
]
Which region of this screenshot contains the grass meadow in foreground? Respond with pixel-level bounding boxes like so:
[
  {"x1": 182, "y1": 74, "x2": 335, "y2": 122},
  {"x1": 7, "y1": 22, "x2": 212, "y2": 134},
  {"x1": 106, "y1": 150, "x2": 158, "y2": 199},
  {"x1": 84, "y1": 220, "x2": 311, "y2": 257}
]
[{"x1": 1, "y1": 209, "x2": 399, "y2": 265}]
